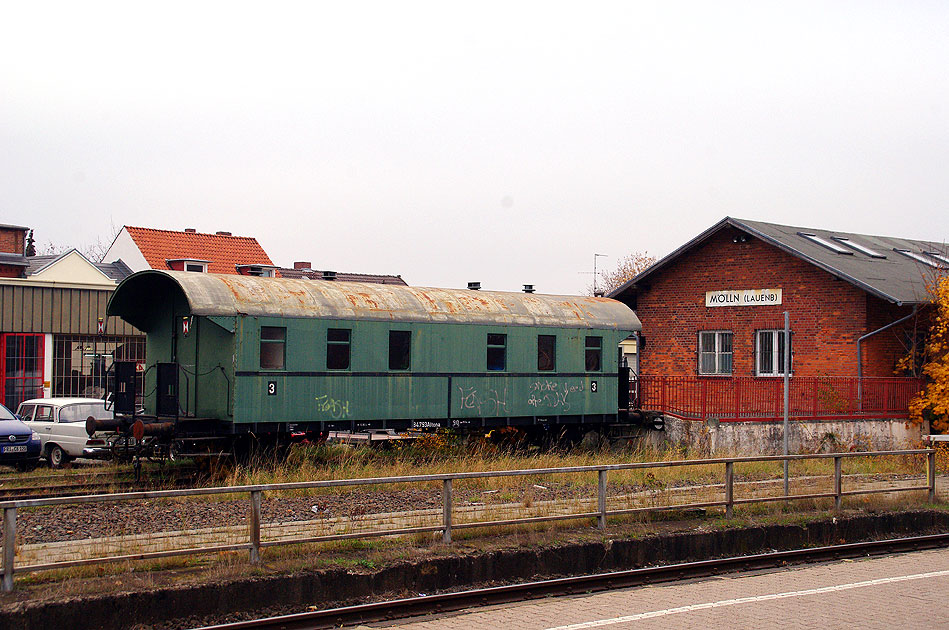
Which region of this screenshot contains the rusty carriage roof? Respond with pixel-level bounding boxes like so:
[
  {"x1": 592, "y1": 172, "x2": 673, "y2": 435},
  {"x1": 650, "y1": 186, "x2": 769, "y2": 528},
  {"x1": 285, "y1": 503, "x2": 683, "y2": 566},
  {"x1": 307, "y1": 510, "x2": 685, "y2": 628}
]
[{"x1": 108, "y1": 270, "x2": 641, "y2": 331}]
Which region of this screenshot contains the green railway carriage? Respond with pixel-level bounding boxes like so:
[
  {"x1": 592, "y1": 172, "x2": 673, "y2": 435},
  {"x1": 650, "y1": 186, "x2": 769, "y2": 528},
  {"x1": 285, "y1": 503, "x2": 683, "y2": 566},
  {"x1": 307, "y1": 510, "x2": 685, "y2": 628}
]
[{"x1": 106, "y1": 270, "x2": 641, "y2": 443}]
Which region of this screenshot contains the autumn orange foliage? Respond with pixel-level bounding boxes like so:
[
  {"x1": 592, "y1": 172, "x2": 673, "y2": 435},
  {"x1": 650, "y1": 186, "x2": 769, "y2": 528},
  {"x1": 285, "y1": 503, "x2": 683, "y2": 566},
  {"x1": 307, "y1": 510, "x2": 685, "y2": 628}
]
[
  {"x1": 591, "y1": 251, "x2": 657, "y2": 296},
  {"x1": 908, "y1": 275, "x2": 949, "y2": 432}
]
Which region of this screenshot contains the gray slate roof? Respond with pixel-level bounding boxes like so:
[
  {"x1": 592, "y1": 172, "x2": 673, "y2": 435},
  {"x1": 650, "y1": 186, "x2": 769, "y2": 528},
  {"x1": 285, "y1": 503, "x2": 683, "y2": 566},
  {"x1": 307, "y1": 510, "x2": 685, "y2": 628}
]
[
  {"x1": 25, "y1": 252, "x2": 134, "y2": 282},
  {"x1": 0, "y1": 253, "x2": 29, "y2": 268},
  {"x1": 609, "y1": 217, "x2": 948, "y2": 305}
]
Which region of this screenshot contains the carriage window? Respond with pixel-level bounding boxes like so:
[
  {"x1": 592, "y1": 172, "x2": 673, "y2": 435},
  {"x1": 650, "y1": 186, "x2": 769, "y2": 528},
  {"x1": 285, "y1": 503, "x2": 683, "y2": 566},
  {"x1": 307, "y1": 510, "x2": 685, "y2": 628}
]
[
  {"x1": 585, "y1": 336, "x2": 602, "y2": 371},
  {"x1": 327, "y1": 328, "x2": 351, "y2": 370},
  {"x1": 260, "y1": 327, "x2": 286, "y2": 370},
  {"x1": 389, "y1": 331, "x2": 411, "y2": 371},
  {"x1": 487, "y1": 334, "x2": 506, "y2": 371},
  {"x1": 537, "y1": 335, "x2": 556, "y2": 371}
]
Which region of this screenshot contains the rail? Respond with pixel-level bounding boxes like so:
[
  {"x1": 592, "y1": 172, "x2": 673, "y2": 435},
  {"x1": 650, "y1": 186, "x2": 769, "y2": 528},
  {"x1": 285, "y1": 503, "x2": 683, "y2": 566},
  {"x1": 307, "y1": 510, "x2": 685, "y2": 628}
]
[
  {"x1": 632, "y1": 375, "x2": 924, "y2": 422},
  {"x1": 0, "y1": 449, "x2": 937, "y2": 592}
]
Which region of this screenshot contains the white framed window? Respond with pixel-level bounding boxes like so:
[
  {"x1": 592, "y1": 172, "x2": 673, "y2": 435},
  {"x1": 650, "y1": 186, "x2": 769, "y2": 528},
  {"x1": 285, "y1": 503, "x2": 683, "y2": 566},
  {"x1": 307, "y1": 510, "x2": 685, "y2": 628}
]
[
  {"x1": 832, "y1": 237, "x2": 886, "y2": 258},
  {"x1": 698, "y1": 331, "x2": 732, "y2": 375},
  {"x1": 756, "y1": 329, "x2": 792, "y2": 376},
  {"x1": 185, "y1": 262, "x2": 207, "y2": 272},
  {"x1": 797, "y1": 232, "x2": 852, "y2": 255},
  {"x1": 893, "y1": 249, "x2": 947, "y2": 269}
]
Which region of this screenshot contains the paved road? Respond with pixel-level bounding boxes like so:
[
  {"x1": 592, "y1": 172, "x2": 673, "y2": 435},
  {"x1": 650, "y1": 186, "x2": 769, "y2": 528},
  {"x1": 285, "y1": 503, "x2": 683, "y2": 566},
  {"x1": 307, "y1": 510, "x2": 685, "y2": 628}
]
[{"x1": 358, "y1": 547, "x2": 949, "y2": 629}]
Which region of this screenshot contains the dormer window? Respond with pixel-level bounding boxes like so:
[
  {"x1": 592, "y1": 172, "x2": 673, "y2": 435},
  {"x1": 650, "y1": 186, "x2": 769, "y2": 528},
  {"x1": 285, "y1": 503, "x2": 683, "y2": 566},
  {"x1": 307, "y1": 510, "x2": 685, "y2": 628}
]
[
  {"x1": 166, "y1": 259, "x2": 211, "y2": 273},
  {"x1": 236, "y1": 264, "x2": 278, "y2": 277}
]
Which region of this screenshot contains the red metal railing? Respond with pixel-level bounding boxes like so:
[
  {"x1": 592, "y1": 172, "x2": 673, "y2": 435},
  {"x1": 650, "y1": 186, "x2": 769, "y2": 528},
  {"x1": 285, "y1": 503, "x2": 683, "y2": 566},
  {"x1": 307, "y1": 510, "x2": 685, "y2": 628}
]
[{"x1": 631, "y1": 376, "x2": 924, "y2": 423}]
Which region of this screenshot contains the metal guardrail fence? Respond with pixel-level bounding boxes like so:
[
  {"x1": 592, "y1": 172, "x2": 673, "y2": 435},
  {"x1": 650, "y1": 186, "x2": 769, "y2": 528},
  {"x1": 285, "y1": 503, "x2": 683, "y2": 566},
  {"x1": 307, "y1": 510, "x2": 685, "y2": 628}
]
[
  {"x1": 631, "y1": 376, "x2": 924, "y2": 422},
  {"x1": 0, "y1": 449, "x2": 937, "y2": 591}
]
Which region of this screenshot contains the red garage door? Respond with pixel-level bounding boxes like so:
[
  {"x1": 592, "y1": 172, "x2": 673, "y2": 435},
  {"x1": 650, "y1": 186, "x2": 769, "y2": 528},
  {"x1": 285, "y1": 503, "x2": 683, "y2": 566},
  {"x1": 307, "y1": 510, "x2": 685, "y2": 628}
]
[{"x1": 1, "y1": 334, "x2": 45, "y2": 410}]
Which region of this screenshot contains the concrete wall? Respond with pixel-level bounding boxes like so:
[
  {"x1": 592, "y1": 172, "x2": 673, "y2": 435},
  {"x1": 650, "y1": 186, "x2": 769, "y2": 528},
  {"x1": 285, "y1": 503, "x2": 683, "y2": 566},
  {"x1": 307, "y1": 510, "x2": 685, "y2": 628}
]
[{"x1": 660, "y1": 415, "x2": 924, "y2": 455}]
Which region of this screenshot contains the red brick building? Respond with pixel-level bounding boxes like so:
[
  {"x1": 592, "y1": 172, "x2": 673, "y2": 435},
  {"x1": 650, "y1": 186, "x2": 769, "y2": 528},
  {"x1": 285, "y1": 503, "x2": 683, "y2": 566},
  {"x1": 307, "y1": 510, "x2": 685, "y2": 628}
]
[
  {"x1": 0, "y1": 224, "x2": 30, "y2": 279},
  {"x1": 611, "y1": 218, "x2": 944, "y2": 381}
]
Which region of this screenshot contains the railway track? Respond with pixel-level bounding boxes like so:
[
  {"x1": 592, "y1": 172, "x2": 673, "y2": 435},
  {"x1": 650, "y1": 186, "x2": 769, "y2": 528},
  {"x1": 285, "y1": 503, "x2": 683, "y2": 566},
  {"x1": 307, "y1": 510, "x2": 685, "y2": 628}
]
[
  {"x1": 0, "y1": 465, "x2": 202, "y2": 500},
  {"x1": 196, "y1": 533, "x2": 949, "y2": 630}
]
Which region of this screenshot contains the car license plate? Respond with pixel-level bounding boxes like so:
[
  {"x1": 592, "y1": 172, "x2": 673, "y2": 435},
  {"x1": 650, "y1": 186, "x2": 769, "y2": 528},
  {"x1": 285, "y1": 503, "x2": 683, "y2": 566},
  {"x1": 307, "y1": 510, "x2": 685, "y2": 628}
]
[{"x1": 2, "y1": 445, "x2": 27, "y2": 453}]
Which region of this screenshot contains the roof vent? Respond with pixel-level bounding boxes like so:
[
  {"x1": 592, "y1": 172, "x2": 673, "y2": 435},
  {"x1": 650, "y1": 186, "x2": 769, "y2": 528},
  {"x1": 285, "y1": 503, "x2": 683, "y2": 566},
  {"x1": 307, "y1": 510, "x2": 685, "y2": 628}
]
[
  {"x1": 215, "y1": 231, "x2": 232, "y2": 236},
  {"x1": 467, "y1": 282, "x2": 481, "y2": 290},
  {"x1": 322, "y1": 270, "x2": 337, "y2": 281},
  {"x1": 523, "y1": 284, "x2": 535, "y2": 293},
  {"x1": 184, "y1": 228, "x2": 197, "y2": 233},
  {"x1": 294, "y1": 261, "x2": 312, "y2": 270}
]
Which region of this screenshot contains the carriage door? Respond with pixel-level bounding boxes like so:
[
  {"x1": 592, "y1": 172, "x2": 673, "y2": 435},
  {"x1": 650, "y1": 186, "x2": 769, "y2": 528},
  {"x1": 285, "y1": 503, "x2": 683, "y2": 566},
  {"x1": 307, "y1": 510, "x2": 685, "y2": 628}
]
[
  {"x1": 112, "y1": 361, "x2": 138, "y2": 415},
  {"x1": 156, "y1": 362, "x2": 179, "y2": 417}
]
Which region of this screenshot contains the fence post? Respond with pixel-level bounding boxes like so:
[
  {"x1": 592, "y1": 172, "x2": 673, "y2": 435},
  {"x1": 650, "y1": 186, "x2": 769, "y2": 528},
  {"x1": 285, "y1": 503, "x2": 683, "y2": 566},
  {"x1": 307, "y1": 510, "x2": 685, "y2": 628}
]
[
  {"x1": 725, "y1": 462, "x2": 734, "y2": 519},
  {"x1": 249, "y1": 490, "x2": 261, "y2": 564},
  {"x1": 834, "y1": 457, "x2": 842, "y2": 510},
  {"x1": 660, "y1": 377, "x2": 667, "y2": 413},
  {"x1": 928, "y1": 450, "x2": 936, "y2": 504},
  {"x1": 442, "y1": 478, "x2": 453, "y2": 544},
  {"x1": 700, "y1": 380, "x2": 707, "y2": 422},
  {"x1": 812, "y1": 379, "x2": 818, "y2": 418},
  {"x1": 2, "y1": 507, "x2": 15, "y2": 592},
  {"x1": 597, "y1": 470, "x2": 608, "y2": 530},
  {"x1": 734, "y1": 379, "x2": 741, "y2": 421}
]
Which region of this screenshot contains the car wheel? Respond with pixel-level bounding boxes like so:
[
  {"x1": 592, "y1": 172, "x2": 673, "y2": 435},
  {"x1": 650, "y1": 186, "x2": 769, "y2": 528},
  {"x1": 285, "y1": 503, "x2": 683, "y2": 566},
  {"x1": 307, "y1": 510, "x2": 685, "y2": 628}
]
[{"x1": 48, "y1": 445, "x2": 67, "y2": 469}]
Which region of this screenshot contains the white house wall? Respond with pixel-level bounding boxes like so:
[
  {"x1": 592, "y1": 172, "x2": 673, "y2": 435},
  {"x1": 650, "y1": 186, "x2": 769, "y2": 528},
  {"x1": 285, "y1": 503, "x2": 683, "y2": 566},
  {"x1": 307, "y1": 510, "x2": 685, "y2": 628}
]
[
  {"x1": 103, "y1": 228, "x2": 150, "y2": 272},
  {"x1": 30, "y1": 250, "x2": 114, "y2": 286}
]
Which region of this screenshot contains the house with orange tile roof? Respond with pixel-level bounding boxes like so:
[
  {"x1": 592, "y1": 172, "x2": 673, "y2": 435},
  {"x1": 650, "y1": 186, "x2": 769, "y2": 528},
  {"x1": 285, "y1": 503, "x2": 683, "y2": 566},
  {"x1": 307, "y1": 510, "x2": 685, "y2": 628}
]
[{"x1": 103, "y1": 226, "x2": 277, "y2": 276}]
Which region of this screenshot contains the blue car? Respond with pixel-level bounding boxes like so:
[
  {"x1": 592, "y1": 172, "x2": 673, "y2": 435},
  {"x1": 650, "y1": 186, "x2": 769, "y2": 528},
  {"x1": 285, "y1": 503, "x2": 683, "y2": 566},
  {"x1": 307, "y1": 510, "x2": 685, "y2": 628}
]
[{"x1": 0, "y1": 404, "x2": 42, "y2": 471}]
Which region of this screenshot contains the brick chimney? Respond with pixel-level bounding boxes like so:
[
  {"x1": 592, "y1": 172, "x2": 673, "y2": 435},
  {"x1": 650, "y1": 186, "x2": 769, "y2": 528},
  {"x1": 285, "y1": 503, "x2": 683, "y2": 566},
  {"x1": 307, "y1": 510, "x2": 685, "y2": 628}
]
[
  {"x1": 294, "y1": 261, "x2": 312, "y2": 270},
  {"x1": 215, "y1": 231, "x2": 232, "y2": 236},
  {"x1": 184, "y1": 228, "x2": 197, "y2": 233}
]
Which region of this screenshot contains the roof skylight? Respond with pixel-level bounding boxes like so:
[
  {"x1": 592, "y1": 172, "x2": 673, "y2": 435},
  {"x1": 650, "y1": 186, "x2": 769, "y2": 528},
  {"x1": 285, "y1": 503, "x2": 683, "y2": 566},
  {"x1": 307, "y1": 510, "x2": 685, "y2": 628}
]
[
  {"x1": 797, "y1": 232, "x2": 852, "y2": 255},
  {"x1": 893, "y1": 249, "x2": 948, "y2": 269},
  {"x1": 831, "y1": 237, "x2": 886, "y2": 258},
  {"x1": 926, "y1": 251, "x2": 949, "y2": 265}
]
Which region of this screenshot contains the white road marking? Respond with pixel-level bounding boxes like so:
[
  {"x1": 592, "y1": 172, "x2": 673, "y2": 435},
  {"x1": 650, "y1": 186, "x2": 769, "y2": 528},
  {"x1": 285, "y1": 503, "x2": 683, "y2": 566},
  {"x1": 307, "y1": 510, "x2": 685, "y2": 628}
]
[{"x1": 545, "y1": 569, "x2": 949, "y2": 629}]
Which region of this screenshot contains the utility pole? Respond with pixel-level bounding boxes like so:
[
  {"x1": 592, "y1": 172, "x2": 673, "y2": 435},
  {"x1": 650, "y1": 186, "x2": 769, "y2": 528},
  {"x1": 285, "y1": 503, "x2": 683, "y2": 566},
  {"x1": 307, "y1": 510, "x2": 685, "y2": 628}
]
[
  {"x1": 783, "y1": 311, "x2": 790, "y2": 496},
  {"x1": 592, "y1": 253, "x2": 607, "y2": 295}
]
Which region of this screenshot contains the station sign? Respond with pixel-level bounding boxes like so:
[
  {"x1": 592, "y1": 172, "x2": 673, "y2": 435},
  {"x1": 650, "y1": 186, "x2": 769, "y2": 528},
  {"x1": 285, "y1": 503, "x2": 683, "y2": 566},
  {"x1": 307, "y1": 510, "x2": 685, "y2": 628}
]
[{"x1": 705, "y1": 288, "x2": 782, "y2": 307}]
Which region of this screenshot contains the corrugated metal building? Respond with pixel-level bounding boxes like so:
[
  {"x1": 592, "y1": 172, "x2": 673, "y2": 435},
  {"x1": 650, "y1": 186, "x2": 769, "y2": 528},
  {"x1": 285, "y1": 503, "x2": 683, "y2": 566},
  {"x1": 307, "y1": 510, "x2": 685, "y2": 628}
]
[{"x1": 0, "y1": 226, "x2": 143, "y2": 409}]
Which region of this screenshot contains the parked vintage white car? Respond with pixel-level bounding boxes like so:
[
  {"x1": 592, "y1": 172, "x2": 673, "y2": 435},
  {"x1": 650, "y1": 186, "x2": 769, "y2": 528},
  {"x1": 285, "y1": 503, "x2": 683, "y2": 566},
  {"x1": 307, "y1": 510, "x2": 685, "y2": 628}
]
[{"x1": 16, "y1": 398, "x2": 114, "y2": 467}]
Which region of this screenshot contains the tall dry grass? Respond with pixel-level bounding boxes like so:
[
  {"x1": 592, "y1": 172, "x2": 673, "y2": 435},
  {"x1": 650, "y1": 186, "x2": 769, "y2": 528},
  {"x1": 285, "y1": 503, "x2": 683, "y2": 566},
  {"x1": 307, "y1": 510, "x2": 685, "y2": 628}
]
[{"x1": 223, "y1": 434, "x2": 932, "y2": 501}]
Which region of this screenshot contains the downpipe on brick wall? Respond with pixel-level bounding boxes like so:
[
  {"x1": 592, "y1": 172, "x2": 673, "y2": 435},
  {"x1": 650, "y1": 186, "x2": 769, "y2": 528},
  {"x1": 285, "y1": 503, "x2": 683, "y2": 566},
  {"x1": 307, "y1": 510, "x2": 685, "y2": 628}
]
[{"x1": 856, "y1": 305, "x2": 918, "y2": 409}]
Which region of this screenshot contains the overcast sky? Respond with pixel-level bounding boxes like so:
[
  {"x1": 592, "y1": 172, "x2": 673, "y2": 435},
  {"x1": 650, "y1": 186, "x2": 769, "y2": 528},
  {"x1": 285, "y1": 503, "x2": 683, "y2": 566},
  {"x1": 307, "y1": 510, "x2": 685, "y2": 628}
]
[{"x1": 2, "y1": 1, "x2": 946, "y2": 294}]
